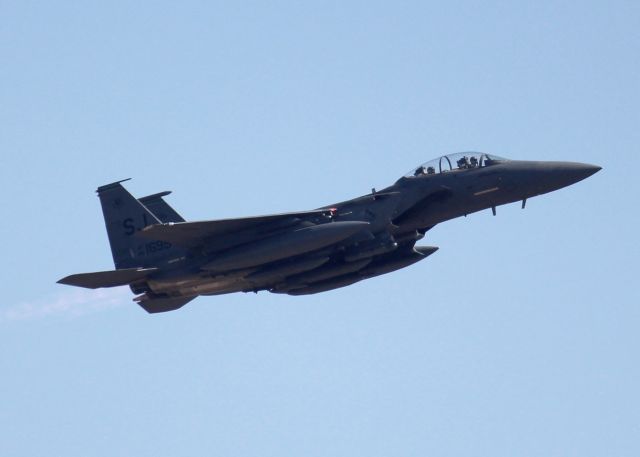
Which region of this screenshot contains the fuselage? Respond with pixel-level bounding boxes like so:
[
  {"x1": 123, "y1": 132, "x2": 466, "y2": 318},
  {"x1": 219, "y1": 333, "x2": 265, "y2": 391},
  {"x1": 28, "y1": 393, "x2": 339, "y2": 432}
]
[{"x1": 57, "y1": 152, "x2": 601, "y2": 312}]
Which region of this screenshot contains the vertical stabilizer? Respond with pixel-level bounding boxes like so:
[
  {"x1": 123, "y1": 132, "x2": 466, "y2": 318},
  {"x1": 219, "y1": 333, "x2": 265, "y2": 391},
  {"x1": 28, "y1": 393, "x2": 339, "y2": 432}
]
[
  {"x1": 138, "y1": 191, "x2": 185, "y2": 223},
  {"x1": 97, "y1": 180, "x2": 184, "y2": 269}
]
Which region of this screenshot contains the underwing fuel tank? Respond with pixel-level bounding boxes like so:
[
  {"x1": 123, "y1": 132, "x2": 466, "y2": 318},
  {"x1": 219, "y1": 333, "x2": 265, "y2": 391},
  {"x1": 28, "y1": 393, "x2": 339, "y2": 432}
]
[
  {"x1": 246, "y1": 256, "x2": 331, "y2": 285},
  {"x1": 279, "y1": 245, "x2": 439, "y2": 296},
  {"x1": 273, "y1": 257, "x2": 373, "y2": 292},
  {"x1": 284, "y1": 276, "x2": 362, "y2": 296},
  {"x1": 203, "y1": 221, "x2": 370, "y2": 272},
  {"x1": 361, "y1": 246, "x2": 438, "y2": 279}
]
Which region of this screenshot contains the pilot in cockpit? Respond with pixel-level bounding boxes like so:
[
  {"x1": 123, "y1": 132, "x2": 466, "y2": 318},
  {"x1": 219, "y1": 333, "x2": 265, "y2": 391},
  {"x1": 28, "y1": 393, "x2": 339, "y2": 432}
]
[
  {"x1": 457, "y1": 156, "x2": 470, "y2": 169},
  {"x1": 414, "y1": 166, "x2": 427, "y2": 176},
  {"x1": 427, "y1": 166, "x2": 435, "y2": 174},
  {"x1": 469, "y1": 156, "x2": 478, "y2": 168}
]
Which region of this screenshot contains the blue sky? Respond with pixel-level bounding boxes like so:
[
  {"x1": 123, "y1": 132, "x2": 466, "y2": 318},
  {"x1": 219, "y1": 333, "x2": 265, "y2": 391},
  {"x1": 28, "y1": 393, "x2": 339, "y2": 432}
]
[{"x1": 1, "y1": 1, "x2": 638, "y2": 456}]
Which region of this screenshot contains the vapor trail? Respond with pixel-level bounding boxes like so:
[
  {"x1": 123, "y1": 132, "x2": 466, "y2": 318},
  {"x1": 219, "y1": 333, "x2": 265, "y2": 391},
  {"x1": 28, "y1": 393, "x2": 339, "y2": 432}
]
[{"x1": 1, "y1": 287, "x2": 132, "y2": 322}]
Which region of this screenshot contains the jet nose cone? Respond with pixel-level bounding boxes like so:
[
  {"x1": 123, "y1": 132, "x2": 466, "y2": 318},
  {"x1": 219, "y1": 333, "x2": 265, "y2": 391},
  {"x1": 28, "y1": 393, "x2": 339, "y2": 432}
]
[
  {"x1": 559, "y1": 162, "x2": 602, "y2": 185},
  {"x1": 572, "y1": 162, "x2": 602, "y2": 180},
  {"x1": 534, "y1": 161, "x2": 602, "y2": 194},
  {"x1": 507, "y1": 159, "x2": 601, "y2": 199}
]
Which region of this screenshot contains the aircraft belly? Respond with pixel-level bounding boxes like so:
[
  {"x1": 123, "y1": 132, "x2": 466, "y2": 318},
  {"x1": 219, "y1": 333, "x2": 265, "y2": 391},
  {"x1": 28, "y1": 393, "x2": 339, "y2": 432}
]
[
  {"x1": 281, "y1": 276, "x2": 363, "y2": 295},
  {"x1": 147, "y1": 273, "x2": 247, "y2": 296},
  {"x1": 273, "y1": 258, "x2": 372, "y2": 292},
  {"x1": 273, "y1": 246, "x2": 439, "y2": 296}
]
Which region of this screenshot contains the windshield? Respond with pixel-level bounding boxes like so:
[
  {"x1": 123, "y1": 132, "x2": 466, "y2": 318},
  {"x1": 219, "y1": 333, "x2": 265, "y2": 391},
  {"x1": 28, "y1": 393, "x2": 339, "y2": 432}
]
[{"x1": 403, "y1": 152, "x2": 508, "y2": 178}]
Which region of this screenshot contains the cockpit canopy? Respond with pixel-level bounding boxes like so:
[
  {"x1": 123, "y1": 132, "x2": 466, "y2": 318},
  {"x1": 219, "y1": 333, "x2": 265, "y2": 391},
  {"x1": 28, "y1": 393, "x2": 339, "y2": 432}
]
[{"x1": 403, "y1": 152, "x2": 508, "y2": 178}]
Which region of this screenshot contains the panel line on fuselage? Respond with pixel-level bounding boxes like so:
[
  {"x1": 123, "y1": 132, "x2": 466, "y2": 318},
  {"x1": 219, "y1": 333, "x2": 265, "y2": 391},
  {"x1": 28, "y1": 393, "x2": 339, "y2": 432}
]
[{"x1": 473, "y1": 187, "x2": 500, "y2": 196}]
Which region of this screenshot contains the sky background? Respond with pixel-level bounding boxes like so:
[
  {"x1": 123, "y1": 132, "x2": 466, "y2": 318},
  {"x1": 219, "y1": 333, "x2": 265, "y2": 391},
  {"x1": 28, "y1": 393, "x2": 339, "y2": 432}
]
[{"x1": 1, "y1": 1, "x2": 639, "y2": 456}]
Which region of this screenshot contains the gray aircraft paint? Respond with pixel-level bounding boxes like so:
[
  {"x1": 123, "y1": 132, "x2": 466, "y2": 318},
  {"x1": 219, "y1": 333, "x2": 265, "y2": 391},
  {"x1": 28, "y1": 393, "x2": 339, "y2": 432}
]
[{"x1": 58, "y1": 153, "x2": 601, "y2": 313}]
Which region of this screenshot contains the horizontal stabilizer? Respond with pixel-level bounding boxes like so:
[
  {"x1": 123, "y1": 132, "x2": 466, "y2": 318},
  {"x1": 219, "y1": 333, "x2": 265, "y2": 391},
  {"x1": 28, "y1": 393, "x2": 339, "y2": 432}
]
[
  {"x1": 57, "y1": 267, "x2": 157, "y2": 289},
  {"x1": 135, "y1": 295, "x2": 195, "y2": 314},
  {"x1": 139, "y1": 209, "x2": 335, "y2": 247}
]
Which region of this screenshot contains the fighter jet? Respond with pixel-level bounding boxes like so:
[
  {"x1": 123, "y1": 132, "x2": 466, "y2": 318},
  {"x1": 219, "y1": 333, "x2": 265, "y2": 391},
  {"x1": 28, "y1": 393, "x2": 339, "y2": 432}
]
[{"x1": 58, "y1": 152, "x2": 601, "y2": 313}]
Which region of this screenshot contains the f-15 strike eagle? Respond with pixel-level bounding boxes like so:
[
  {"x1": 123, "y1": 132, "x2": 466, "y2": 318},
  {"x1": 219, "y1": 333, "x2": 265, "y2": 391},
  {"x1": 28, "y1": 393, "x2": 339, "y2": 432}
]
[{"x1": 58, "y1": 152, "x2": 601, "y2": 313}]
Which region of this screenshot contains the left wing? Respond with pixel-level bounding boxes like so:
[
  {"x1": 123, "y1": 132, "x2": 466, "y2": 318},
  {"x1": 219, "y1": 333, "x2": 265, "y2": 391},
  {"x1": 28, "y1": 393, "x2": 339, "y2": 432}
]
[{"x1": 138, "y1": 209, "x2": 335, "y2": 248}]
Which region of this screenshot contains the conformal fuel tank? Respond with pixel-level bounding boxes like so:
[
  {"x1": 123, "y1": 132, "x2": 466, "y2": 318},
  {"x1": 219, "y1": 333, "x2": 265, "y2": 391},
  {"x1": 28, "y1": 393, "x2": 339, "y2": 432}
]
[{"x1": 202, "y1": 221, "x2": 369, "y2": 272}]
